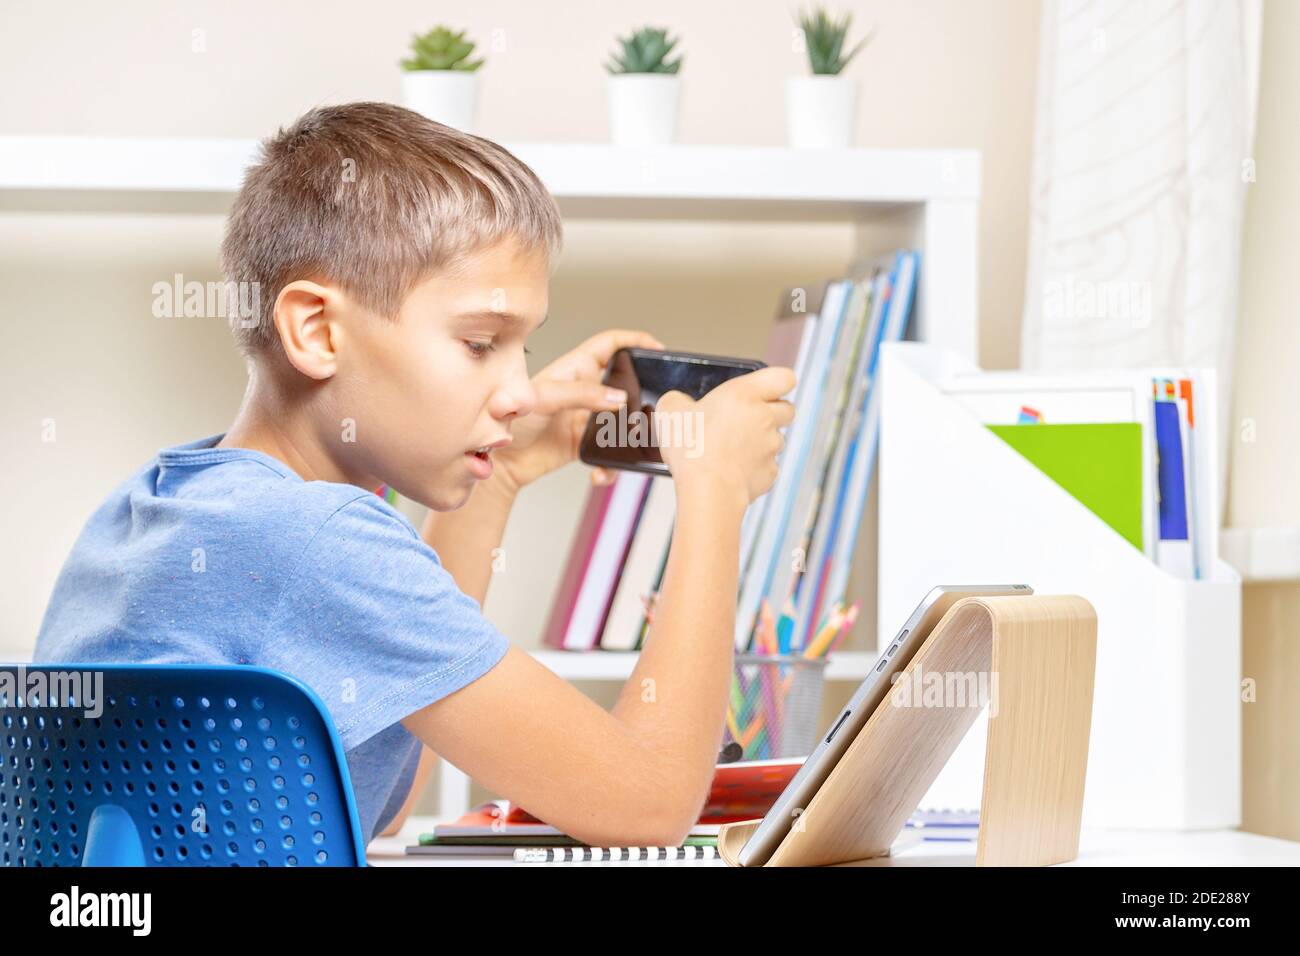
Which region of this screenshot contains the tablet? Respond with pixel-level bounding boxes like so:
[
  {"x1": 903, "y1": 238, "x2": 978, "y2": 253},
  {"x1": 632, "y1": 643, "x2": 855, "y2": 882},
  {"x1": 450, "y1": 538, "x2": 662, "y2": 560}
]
[{"x1": 736, "y1": 584, "x2": 1032, "y2": 867}]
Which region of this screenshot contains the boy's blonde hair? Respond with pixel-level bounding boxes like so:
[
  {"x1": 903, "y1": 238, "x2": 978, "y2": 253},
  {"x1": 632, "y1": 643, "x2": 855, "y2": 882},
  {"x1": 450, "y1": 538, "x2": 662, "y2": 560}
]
[{"x1": 221, "y1": 102, "x2": 563, "y2": 354}]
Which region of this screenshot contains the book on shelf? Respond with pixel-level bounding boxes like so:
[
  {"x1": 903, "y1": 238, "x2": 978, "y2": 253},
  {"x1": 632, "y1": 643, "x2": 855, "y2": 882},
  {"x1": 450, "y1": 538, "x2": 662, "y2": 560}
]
[
  {"x1": 736, "y1": 250, "x2": 919, "y2": 652},
  {"x1": 542, "y1": 471, "x2": 651, "y2": 650},
  {"x1": 1152, "y1": 376, "x2": 1202, "y2": 579},
  {"x1": 737, "y1": 281, "x2": 830, "y2": 590},
  {"x1": 734, "y1": 277, "x2": 853, "y2": 650},
  {"x1": 762, "y1": 275, "x2": 875, "y2": 649},
  {"x1": 542, "y1": 250, "x2": 921, "y2": 654},
  {"x1": 631, "y1": 524, "x2": 672, "y2": 651},
  {"x1": 599, "y1": 476, "x2": 675, "y2": 650},
  {"x1": 792, "y1": 254, "x2": 919, "y2": 648},
  {"x1": 790, "y1": 270, "x2": 891, "y2": 649}
]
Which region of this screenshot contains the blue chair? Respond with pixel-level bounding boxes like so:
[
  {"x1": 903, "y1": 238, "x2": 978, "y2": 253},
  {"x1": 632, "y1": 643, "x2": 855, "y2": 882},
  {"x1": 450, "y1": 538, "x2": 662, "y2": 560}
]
[{"x1": 0, "y1": 663, "x2": 366, "y2": 866}]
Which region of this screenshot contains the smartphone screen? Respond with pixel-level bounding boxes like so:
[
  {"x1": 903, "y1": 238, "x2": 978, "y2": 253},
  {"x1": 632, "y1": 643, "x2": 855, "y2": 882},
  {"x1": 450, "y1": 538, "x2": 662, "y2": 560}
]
[{"x1": 579, "y1": 348, "x2": 765, "y2": 475}]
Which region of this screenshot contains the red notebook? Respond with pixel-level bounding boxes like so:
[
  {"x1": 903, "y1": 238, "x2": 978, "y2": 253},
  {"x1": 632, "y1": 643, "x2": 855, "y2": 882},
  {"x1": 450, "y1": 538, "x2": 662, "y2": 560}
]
[{"x1": 437, "y1": 757, "x2": 804, "y2": 836}]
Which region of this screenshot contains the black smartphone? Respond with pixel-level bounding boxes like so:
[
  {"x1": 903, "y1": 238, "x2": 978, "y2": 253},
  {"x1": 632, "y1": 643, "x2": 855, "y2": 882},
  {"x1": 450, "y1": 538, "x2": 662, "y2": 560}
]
[{"x1": 578, "y1": 347, "x2": 766, "y2": 477}]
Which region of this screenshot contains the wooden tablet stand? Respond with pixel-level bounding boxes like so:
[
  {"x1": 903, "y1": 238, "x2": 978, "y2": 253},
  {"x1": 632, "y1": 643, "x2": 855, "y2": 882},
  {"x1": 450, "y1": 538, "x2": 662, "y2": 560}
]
[{"x1": 718, "y1": 595, "x2": 1097, "y2": 867}]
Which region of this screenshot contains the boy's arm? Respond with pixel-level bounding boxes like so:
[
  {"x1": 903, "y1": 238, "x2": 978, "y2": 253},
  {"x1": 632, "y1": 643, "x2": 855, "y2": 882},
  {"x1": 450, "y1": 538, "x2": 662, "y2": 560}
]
[
  {"x1": 401, "y1": 368, "x2": 795, "y2": 847},
  {"x1": 378, "y1": 472, "x2": 519, "y2": 836},
  {"x1": 419, "y1": 471, "x2": 519, "y2": 608},
  {"x1": 400, "y1": 486, "x2": 754, "y2": 842},
  {"x1": 401, "y1": 480, "x2": 746, "y2": 847}
]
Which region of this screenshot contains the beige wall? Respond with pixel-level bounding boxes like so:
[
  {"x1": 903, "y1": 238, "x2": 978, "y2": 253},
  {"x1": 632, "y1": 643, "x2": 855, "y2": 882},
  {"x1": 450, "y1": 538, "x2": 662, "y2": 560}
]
[
  {"x1": 1229, "y1": 0, "x2": 1300, "y2": 529},
  {"x1": 1230, "y1": 0, "x2": 1300, "y2": 841},
  {"x1": 0, "y1": 0, "x2": 1042, "y2": 655}
]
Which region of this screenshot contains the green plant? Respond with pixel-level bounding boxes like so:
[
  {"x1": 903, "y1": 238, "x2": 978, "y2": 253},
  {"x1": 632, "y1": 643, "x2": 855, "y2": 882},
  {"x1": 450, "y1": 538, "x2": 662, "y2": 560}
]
[
  {"x1": 400, "y1": 26, "x2": 484, "y2": 71},
  {"x1": 605, "y1": 26, "x2": 682, "y2": 74},
  {"x1": 796, "y1": 7, "x2": 871, "y2": 75}
]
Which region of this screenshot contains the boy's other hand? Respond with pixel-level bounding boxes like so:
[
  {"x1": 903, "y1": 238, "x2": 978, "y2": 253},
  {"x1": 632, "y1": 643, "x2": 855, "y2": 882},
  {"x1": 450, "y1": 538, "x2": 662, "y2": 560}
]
[
  {"x1": 493, "y1": 328, "x2": 664, "y2": 495},
  {"x1": 657, "y1": 366, "x2": 796, "y2": 510}
]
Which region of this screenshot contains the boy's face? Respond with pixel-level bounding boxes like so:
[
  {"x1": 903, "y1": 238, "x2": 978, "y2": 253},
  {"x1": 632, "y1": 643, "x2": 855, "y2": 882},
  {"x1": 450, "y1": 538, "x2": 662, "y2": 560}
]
[{"x1": 330, "y1": 237, "x2": 546, "y2": 511}]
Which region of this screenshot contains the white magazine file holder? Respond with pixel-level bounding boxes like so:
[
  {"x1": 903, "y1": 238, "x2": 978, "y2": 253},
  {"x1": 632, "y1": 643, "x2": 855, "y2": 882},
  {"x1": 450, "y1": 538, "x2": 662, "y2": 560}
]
[{"x1": 877, "y1": 342, "x2": 1241, "y2": 829}]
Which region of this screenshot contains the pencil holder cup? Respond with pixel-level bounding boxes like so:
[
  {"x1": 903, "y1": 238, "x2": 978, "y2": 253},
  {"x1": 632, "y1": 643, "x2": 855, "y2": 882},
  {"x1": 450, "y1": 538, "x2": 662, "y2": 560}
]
[{"x1": 723, "y1": 654, "x2": 829, "y2": 760}]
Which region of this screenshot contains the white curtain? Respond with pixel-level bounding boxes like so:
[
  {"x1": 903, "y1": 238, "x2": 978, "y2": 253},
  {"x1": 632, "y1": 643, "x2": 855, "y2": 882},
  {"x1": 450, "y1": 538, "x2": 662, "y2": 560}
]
[{"x1": 1021, "y1": 0, "x2": 1262, "y2": 502}]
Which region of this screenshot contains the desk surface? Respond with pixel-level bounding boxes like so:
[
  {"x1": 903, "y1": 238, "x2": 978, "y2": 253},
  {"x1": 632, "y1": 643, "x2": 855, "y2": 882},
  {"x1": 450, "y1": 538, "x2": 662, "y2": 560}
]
[{"x1": 367, "y1": 816, "x2": 1300, "y2": 867}]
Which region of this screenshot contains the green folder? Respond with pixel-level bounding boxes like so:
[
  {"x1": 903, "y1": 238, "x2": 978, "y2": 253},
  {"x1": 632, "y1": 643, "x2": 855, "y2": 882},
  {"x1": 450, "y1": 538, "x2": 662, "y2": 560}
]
[{"x1": 987, "y1": 423, "x2": 1144, "y2": 551}]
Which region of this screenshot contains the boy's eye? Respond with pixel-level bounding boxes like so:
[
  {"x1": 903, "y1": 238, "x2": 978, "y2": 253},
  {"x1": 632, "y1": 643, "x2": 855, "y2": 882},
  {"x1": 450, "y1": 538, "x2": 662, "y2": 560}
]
[{"x1": 464, "y1": 339, "x2": 531, "y2": 359}]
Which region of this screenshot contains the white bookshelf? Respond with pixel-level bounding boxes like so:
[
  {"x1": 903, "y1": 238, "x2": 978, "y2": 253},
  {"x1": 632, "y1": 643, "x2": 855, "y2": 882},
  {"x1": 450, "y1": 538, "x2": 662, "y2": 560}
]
[
  {"x1": 0, "y1": 134, "x2": 981, "y2": 815},
  {"x1": 0, "y1": 135, "x2": 980, "y2": 362}
]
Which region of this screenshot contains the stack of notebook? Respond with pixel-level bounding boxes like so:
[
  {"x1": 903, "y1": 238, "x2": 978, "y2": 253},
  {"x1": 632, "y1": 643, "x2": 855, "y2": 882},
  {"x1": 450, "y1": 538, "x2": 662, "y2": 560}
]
[
  {"x1": 541, "y1": 250, "x2": 921, "y2": 652},
  {"x1": 408, "y1": 757, "x2": 802, "y2": 856},
  {"x1": 406, "y1": 756, "x2": 979, "y2": 857}
]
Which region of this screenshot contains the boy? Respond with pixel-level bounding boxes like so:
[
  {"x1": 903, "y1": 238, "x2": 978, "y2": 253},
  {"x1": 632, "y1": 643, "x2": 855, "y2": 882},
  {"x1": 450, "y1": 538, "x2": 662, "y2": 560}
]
[{"x1": 34, "y1": 102, "x2": 796, "y2": 849}]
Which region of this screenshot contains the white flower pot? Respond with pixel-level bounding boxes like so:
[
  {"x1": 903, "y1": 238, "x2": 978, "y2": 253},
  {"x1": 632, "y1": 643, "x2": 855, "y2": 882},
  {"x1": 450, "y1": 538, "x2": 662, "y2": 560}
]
[
  {"x1": 401, "y1": 70, "x2": 480, "y2": 132},
  {"x1": 785, "y1": 75, "x2": 858, "y2": 149},
  {"x1": 607, "y1": 74, "x2": 680, "y2": 146}
]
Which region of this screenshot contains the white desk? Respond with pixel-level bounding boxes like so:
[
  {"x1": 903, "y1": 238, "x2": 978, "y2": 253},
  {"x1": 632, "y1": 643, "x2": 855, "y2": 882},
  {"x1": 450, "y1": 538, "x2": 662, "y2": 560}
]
[{"x1": 367, "y1": 815, "x2": 1300, "y2": 867}]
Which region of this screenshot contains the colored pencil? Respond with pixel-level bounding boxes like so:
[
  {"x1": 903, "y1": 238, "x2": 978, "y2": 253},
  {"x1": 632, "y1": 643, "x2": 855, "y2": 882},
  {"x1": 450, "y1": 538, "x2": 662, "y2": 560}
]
[
  {"x1": 826, "y1": 601, "x2": 861, "y2": 655},
  {"x1": 804, "y1": 603, "x2": 845, "y2": 659},
  {"x1": 758, "y1": 658, "x2": 781, "y2": 757},
  {"x1": 777, "y1": 598, "x2": 795, "y2": 655},
  {"x1": 759, "y1": 598, "x2": 777, "y2": 655}
]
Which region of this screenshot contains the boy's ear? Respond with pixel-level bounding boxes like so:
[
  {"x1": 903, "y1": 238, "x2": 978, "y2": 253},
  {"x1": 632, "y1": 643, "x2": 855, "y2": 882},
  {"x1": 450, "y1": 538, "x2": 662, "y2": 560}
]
[{"x1": 272, "y1": 280, "x2": 340, "y2": 380}]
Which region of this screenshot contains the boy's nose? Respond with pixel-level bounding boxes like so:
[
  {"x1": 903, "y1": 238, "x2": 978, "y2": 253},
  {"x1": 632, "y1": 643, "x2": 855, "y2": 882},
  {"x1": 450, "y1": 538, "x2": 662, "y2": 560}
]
[{"x1": 495, "y1": 365, "x2": 536, "y2": 421}]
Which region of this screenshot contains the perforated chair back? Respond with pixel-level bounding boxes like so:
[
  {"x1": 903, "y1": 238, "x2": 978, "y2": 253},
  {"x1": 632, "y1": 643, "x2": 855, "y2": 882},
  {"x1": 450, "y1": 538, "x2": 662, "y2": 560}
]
[{"x1": 0, "y1": 663, "x2": 366, "y2": 866}]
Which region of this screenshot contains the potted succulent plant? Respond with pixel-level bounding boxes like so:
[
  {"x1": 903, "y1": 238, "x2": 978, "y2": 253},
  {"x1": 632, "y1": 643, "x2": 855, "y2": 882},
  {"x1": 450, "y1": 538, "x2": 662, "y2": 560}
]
[
  {"x1": 605, "y1": 27, "x2": 683, "y2": 146},
  {"x1": 399, "y1": 26, "x2": 485, "y2": 132},
  {"x1": 787, "y1": 7, "x2": 871, "y2": 148}
]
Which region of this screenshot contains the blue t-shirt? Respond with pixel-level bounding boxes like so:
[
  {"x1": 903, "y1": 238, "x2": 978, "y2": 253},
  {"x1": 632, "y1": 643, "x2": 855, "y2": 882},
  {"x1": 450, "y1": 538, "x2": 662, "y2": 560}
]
[{"x1": 33, "y1": 433, "x2": 510, "y2": 845}]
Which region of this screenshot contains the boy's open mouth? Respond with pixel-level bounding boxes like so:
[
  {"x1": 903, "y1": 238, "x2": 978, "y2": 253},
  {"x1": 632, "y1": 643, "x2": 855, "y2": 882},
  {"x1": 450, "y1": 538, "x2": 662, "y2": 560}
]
[
  {"x1": 468, "y1": 436, "x2": 510, "y2": 459},
  {"x1": 465, "y1": 437, "x2": 511, "y2": 479}
]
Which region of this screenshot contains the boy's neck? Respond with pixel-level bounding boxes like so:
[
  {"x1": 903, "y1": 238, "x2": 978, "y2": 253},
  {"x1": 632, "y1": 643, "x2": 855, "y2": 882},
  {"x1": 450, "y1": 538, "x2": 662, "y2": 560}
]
[{"x1": 218, "y1": 364, "x2": 376, "y2": 491}]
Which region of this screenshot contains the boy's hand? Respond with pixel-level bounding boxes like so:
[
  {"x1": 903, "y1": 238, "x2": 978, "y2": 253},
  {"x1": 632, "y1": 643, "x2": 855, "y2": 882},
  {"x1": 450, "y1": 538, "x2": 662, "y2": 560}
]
[
  {"x1": 656, "y1": 366, "x2": 797, "y2": 510},
  {"x1": 493, "y1": 328, "x2": 664, "y2": 495}
]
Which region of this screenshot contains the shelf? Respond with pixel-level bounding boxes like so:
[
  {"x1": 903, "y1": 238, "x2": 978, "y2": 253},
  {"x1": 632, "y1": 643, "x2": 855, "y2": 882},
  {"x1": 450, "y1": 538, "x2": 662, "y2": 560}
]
[
  {"x1": 0, "y1": 133, "x2": 981, "y2": 361},
  {"x1": 0, "y1": 135, "x2": 979, "y2": 219},
  {"x1": 1221, "y1": 526, "x2": 1300, "y2": 582},
  {"x1": 531, "y1": 649, "x2": 875, "y2": 682}
]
